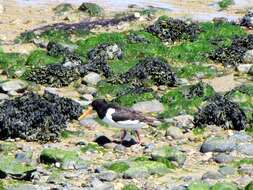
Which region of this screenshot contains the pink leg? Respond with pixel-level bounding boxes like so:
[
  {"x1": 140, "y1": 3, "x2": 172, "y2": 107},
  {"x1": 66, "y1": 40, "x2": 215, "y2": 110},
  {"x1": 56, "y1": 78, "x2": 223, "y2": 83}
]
[
  {"x1": 135, "y1": 130, "x2": 142, "y2": 144},
  {"x1": 121, "y1": 129, "x2": 127, "y2": 144}
]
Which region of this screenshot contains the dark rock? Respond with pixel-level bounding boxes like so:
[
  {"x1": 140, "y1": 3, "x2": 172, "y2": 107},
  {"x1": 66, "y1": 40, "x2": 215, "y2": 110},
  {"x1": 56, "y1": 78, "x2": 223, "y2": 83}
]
[
  {"x1": 194, "y1": 95, "x2": 247, "y2": 130},
  {"x1": 240, "y1": 11, "x2": 253, "y2": 28},
  {"x1": 113, "y1": 57, "x2": 177, "y2": 86},
  {"x1": 183, "y1": 82, "x2": 206, "y2": 99},
  {"x1": 94, "y1": 135, "x2": 112, "y2": 146},
  {"x1": 200, "y1": 137, "x2": 236, "y2": 153},
  {"x1": 47, "y1": 41, "x2": 76, "y2": 57},
  {"x1": 128, "y1": 33, "x2": 150, "y2": 44},
  {"x1": 88, "y1": 43, "x2": 123, "y2": 62},
  {"x1": 147, "y1": 17, "x2": 201, "y2": 42},
  {"x1": 210, "y1": 34, "x2": 253, "y2": 67},
  {"x1": 0, "y1": 91, "x2": 82, "y2": 142}
]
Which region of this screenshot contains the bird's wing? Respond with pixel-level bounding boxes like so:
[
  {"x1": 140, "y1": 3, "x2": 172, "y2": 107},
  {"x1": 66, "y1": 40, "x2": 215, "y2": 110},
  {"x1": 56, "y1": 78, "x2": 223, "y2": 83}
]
[{"x1": 111, "y1": 107, "x2": 156, "y2": 124}]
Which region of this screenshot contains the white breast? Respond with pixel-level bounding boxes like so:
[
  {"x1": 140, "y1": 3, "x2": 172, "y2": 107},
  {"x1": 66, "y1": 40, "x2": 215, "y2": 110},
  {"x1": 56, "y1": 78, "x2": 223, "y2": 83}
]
[{"x1": 102, "y1": 108, "x2": 146, "y2": 129}]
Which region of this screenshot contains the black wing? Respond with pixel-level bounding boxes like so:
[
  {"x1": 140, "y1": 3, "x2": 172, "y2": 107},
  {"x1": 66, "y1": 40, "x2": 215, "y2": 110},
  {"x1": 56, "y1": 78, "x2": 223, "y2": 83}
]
[{"x1": 111, "y1": 107, "x2": 155, "y2": 124}]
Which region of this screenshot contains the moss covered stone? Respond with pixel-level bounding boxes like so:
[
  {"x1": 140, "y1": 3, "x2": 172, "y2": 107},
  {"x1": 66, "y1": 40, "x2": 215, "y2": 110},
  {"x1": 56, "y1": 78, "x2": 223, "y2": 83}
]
[
  {"x1": 122, "y1": 184, "x2": 140, "y2": 190},
  {"x1": 0, "y1": 155, "x2": 36, "y2": 179},
  {"x1": 151, "y1": 145, "x2": 186, "y2": 166},
  {"x1": 80, "y1": 142, "x2": 105, "y2": 153},
  {"x1": 53, "y1": 3, "x2": 74, "y2": 14},
  {"x1": 211, "y1": 182, "x2": 238, "y2": 190},
  {"x1": 106, "y1": 161, "x2": 130, "y2": 173},
  {"x1": 188, "y1": 181, "x2": 209, "y2": 190},
  {"x1": 78, "y1": 3, "x2": 104, "y2": 16},
  {"x1": 40, "y1": 148, "x2": 86, "y2": 170}
]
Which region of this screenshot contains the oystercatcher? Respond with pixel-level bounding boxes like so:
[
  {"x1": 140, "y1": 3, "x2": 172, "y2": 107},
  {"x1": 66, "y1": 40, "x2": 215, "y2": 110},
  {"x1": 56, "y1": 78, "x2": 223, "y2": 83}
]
[{"x1": 78, "y1": 99, "x2": 159, "y2": 144}]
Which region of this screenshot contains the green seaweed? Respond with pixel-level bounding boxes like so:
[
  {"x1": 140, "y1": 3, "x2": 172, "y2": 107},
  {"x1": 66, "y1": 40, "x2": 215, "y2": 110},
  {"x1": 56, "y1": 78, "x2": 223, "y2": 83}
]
[
  {"x1": 218, "y1": 0, "x2": 234, "y2": 9},
  {"x1": 80, "y1": 142, "x2": 105, "y2": 153},
  {"x1": 161, "y1": 83, "x2": 215, "y2": 117},
  {"x1": 168, "y1": 22, "x2": 246, "y2": 63},
  {"x1": 79, "y1": 3, "x2": 104, "y2": 16},
  {"x1": 106, "y1": 161, "x2": 130, "y2": 173},
  {"x1": 122, "y1": 184, "x2": 140, "y2": 190}
]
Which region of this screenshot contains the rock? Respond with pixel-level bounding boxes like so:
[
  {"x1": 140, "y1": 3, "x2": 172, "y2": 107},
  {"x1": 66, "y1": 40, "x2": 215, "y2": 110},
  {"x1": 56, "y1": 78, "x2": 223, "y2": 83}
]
[
  {"x1": 188, "y1": 181, "x2": 209, "y2": 190},
  {"x1": 151, "y1": 145, "x2": 186, "y2": 166},
  {"x1": 0, "y1": 93, "x2": 9, "y2": 100},
  {"x1": 210, "y1": 182, "x2": 238, "y2": 190},
  {"x1": 244, "y1": 50, "x2": 253, "y2": 64},
  {"x1": 237, "y1": 144, "x2": 253, "y2": 156},
  {"x1": 132, "y1": 99, "x2": 164, "y2": 113},
  {"x1": 229, "y1": 131, "x2": 253, "y2": 143},
  {"x1": 94, "y1": 135, "x2": 112, "y2": 146},
  {"x1": 194, "y1": 95, "x2": 247, "y2": 131},
  {"x1": 0, "y1": 80, "x2": 28, "y2": 93},
  {"x1": 85, "y1": 177, "x2": 114, "y2": 190},
  {"x1": 134, "y1": 12, "x2": 141, "y2": 18},
  {"x1": 83, "y1": 72, "x2": 101, "y2": 86},
  {"x1": 97, "y1": 171, "x2": 118, "y2": 182},
  {"x1": 200, "y1": 137, "x2": 236, "y2": 153},
  {"x1": 53, "y1": 3, "x2": 74, "y2": 14},
  {"x1": 241, "y1": 11, "x2": 253, "y2": 28},
  {"x1": 165, "y1": 127, "x2": 184, "y2": 139},
  {"x1": 202, "y1": 171, "x2": 223, "y2": 180},
  {"x1": 213, "y1": 153, "x2": 234, "y2": 163},
  {"x1": 40, "y1": 148, "x2": 87, "y2": 170},
  {"x1": 237, "y1": 64, "x2": 253, "y2": 73},
  {"x1": 0, "y1": 155, "x2": 36, "y2": 180},
  {"x1": 238, "y1": 164, "x2": 253, "y2": 176},
  {"x1": 169, "y1": 115, "x2": 194, "y2": 130},
  {"x1": 78, "y1": 86, "x2": 97, "y2": 95},
  {"x1": 78, "y1": 2, "x2": 104, "y2": 16},
  {"x1": 15, "y1": 152, "x2": 32, "y2": 164},
  {"x1": 218, "y1": 166, "x2": 236, "y2": 176},
  {"x1": 245, "y1": 181, "x2": 253, "y2": 190},
  {"x1": 7, "y1": 184, "x2": 38, "y2": 190},
  {"x1": 80, "y1": 118, "x2": 101, "y2": 128}
]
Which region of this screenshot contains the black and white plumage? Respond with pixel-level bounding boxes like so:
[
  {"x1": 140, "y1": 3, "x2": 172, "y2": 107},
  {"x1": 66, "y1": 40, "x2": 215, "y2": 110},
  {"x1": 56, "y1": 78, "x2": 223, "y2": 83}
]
[{"x1": 79, "y1": 99, "x2": 159, "y2": 143}]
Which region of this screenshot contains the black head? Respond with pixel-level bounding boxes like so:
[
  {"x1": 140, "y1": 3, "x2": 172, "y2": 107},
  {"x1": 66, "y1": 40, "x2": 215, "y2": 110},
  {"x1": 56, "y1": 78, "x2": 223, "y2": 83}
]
[{"x1": 91, "y1": 99, "x2": 109, "y2": 119}]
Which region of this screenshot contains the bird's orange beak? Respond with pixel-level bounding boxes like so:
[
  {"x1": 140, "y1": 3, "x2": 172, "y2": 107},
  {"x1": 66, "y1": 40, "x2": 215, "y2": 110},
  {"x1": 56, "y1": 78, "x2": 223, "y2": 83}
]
[{"x1": 78, "y1": 106, "x2": 93, "y2": 120}]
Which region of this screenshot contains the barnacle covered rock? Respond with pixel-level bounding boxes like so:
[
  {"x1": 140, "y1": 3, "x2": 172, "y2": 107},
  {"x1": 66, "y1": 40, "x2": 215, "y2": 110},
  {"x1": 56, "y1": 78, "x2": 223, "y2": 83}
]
[
  {"x1": 114, "y1": 57, "x2": 177, "y2": 86},
  {"x1": 0, "y1": 91, "x2": 83, "y2": 142},
  {"x1": 88, "y1": 43, "x2": 123, "y2": 62},
  {"x1": 210, "y1": 35, "x2": 253, "y2": 67},
  {"x1": 194, "y1": 95, "x2": 247, "y2": 130},
  {"x1": 240, "y1": 11, "x2": 253, "y2": 28},
  {"x1": 128, "y1": 33, "x2": 150, "y2": 44},
  {"x1": 147, "y1": 17, "x2": 201, "y2": 42}
]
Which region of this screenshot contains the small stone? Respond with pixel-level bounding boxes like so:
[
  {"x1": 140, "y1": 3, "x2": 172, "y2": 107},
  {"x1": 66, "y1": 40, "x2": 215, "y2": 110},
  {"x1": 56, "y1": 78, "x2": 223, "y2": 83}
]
[
  {"x1": 238, "y1": 164, "x2": 253, "y2": 176},
  {"x1": 202, "y1": 171, "x2": 223, "y2": 180},
  {"x1": 218, "y1": 166, "x2": 236, "y2": 176},
  {"x1": 237, "y1": 64, "x2": 253, "y2": 73},
  {"x1": 0, "y1": 93, "x2": 9, "y2": 100},
  {"x1": 165, "y1": 127, "x2": 184, "y2": 140},
  {"x1": 97, "y1": 171, "x2": 118, "y2": 182},
  {"x1": 170, "y1": 115, "x2": 194, "y2": 130},
  {"x1": 134, "y1": 12, "x2": 141, "y2": 18},
  {"x1": 244, "y1": 50, "x2": 253, "y2": 64},
  {"x1": 83, "y1": 72, "x2": 101, "y2": 86},
  {"x1": 132, "y1": 99, "x2": 164, "y2": 113},
  {"x1": 213, "y1": 153, "x2": 234, "y2": 163},
  {"x1": 237, "y1": 144, "x2": 253, "y2": 156},
  {"x1": 200, "y1": 137, "x2": 236, "y2": 153},
  {"x1": 229, "y1": 131, "x2": 253, "y2": 143},
  {"x1": 0, "y1": 80, "x2": 28, "y2": 93}
]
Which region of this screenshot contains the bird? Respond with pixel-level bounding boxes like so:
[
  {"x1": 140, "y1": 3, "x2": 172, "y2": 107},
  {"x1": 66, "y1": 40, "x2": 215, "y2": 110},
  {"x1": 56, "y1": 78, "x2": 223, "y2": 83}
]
[{"x1": 78, "y1": 99, "x2": 159, "y2": 144}]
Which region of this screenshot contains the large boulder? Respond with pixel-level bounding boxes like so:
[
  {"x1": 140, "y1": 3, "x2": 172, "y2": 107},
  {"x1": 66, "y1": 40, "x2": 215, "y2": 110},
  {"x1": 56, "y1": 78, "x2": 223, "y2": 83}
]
[{"x1": 200, "y1": 137, "x2": 236, "y2": 153}]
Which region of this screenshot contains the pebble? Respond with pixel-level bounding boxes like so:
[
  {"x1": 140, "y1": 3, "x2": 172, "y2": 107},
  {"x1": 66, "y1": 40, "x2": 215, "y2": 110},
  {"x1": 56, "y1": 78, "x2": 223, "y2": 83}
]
[
  {"x1": 132, "y1": 99, "x2": 164, "y2": 113},
  {"x1": 243, "y1": 50, "x2": 253, "y2": 64},
  {"x1": 0, "y1": 93, "x2": 9, "y2": 100},
  {"x1": 238, "y1": 164, "x2": 253, "y2": 176},
  {"x1": 83, "y1": 72, "x2": 101, "y2": 86},
  {"x1": 0, "y1": 80, "x2": 28, "y2": 93},
  {"x1": 237, "y1": 64, "x2": 253, "y2": 73},
  {"x1": 218, "y1": 166, "x2": 237, "y2": 176},
  {"x1": 202, "y1": 171, "x2": 223, "y2": 180},
  {"x1": 237, "y1": 144, "x2": 253, "y2": 156},
  {"x1": 165, "y1": 127, "x2": 184, "y2": 140},
  {"x1": 200, "y1": 137, "x2": 236, "y2": 153},
  {"x1": 213, "y1": 153, "x2": 234, "y2": 163},
  {"x1": 97, "y1": 171, "x2": 118, "y2": 182}
]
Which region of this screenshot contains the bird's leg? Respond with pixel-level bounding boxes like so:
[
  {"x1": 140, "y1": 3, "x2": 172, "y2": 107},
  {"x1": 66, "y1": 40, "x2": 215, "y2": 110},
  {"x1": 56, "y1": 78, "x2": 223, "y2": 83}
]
[
  {"x1": 135, "y1": 130, "x2": 142, "y2": 144},
  {"x1": 121, "y1": 129, "x2": 127, "y2": 144}
]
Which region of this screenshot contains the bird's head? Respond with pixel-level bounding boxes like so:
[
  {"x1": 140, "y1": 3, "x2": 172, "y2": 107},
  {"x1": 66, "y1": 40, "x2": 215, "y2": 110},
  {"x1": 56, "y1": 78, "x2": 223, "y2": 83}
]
[{"x1": 78, "y1": 99, "x2": 109, "y2": 120}]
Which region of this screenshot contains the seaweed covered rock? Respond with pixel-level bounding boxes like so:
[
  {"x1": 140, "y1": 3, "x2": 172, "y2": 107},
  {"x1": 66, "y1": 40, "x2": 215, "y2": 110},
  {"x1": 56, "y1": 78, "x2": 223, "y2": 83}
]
[
  {"x1": 27, "y1": 58, "x2": 112, "y2": 87},
  {"x1": 210, "y1": 34, "x2": 253, "y2": 67},
  {"x1": 47, "y1": 41, "x2": 76, "y2": 57},
  {"x1": 78, "y1": 2, "x2": 104, "y2": 16},
  {"x1": 128, "y1": 33, "x2": 150, "y2": 44},
  {"x1": 184, "y1": 82, "x2": 206, "y2": 99},
  {"x1": 0, "y1": 91, "x2": 83, "y2": 142},
  {"x1": 115, "y1": 57, "x2": 177, "y2": 86},
  {"x1": 147, "y1": 17, "x2": 201, "y2": 42},
  {"x1": 194, "y1": 95, "x2": 247, "y2": 130},
  {"x1": 240, "y1": 11, "x2": 253, "y2": 28},
  {"x1": 88, "y1": 43, "x2": 123, "y2": 62}
]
